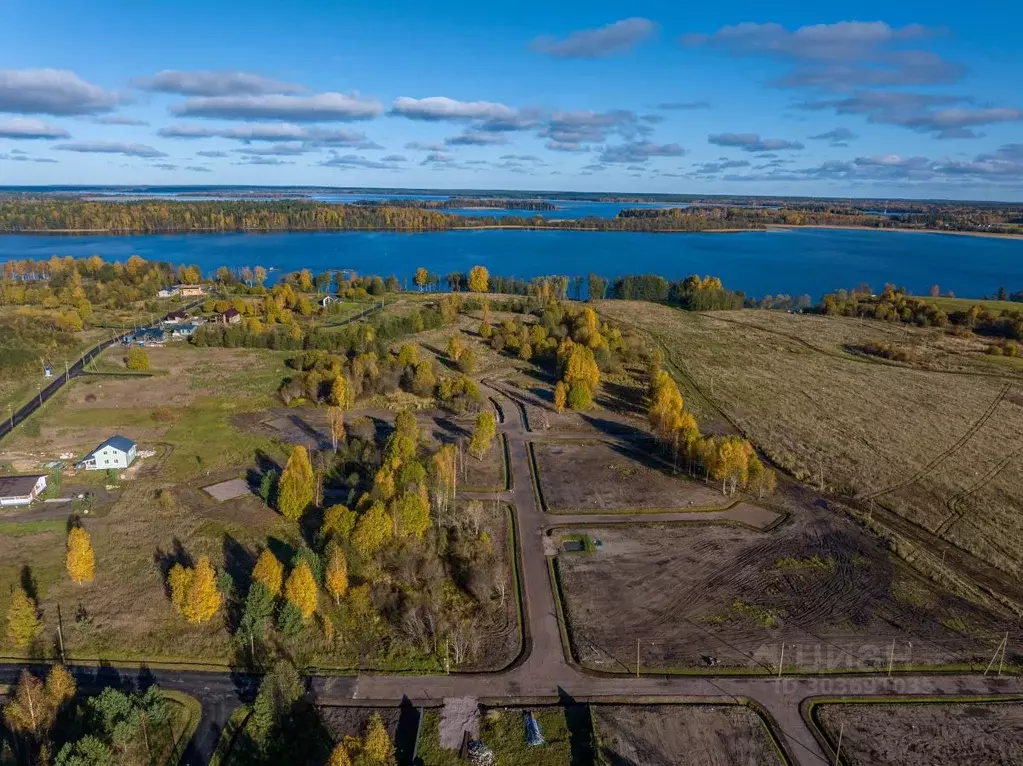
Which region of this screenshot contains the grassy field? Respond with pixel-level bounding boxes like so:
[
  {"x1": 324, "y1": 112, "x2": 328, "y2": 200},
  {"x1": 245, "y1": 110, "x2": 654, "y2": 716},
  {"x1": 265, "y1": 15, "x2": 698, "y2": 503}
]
[
  {"x1": 915, "y1": 295, "x2": 1023, "y2": 314},
  {"x1": 0, "y1": 326, "x2": 111, "y2": 415},
  {"x1": 417, "y1": 707, "x2": 574, "y2": 766},
  {"x1": 598, "y1": 302, "x2": 1023, "y2": 584}
]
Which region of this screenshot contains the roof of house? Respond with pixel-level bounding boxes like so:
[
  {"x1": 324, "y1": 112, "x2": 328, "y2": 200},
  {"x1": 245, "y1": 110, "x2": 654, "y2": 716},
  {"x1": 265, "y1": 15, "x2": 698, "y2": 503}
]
[
  {"x1": 0, "y1": 474, "x2": 46, "y2": 497},
  {"x1": 165, "y1": 310, "x2": 188, "y2": 320},
  {"x1": 93, "y1": 435, "x2": 137, "y2": 454},
  {"x1": 222, "y1": 308, "x2": 240, "y2": 318}
]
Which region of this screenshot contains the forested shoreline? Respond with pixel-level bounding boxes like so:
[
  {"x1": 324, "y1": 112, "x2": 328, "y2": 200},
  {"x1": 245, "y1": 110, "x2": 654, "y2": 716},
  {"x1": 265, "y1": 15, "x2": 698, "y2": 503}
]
[{"x1": 1, "y1": 198, "x2": 1019, "y2": 235}]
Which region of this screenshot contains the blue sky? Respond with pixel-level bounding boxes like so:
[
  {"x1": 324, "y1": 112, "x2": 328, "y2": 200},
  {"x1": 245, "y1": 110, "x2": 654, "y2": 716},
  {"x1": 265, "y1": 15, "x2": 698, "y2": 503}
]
[{"x1": 1, "y1": 0, "x2": 1021, "y2": 199}]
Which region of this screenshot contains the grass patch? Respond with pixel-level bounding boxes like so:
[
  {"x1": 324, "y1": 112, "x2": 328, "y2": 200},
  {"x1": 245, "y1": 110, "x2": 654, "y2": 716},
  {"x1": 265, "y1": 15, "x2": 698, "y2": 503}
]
[
  {"x1": 414, "y1": 710, "x2": 461, "y2": 766},
  {"x1": 730, "y1": 599, "x2": 779, "y2": 628},
  {"x1": 775, "y1": 555, "x2": 836, "y2": 572},
  {"x1": 561, "y1": 533, "x2": 597, "y2": 553},
  {"x1": 479, "y1": 707, "x2": 572, "y2": 766},
  {"x1": 891, "y1": 577, "x2": 938, "y2": 609},
  {"x1": 0, "y1": 520, "x2": 66, "y2": 537}
]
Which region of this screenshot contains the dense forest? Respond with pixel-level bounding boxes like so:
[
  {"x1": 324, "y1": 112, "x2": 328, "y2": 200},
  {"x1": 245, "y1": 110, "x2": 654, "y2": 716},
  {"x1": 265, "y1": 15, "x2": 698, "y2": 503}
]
[
  {"x1": 2, "y1": 198, "x2": 1019, "y2": 235},
  {"x1": 353, "y1": 197, "x2": 557, "y2": 211},
  {"x1": 820, "y1": 285, "x2": 1023, "y2": 339}
]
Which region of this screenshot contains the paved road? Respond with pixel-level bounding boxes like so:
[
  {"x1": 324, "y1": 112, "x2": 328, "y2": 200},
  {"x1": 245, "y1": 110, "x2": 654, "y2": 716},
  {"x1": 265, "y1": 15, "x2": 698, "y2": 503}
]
[{"x1": 3, "y1": 380, "x2": 1020, "y2": 765}]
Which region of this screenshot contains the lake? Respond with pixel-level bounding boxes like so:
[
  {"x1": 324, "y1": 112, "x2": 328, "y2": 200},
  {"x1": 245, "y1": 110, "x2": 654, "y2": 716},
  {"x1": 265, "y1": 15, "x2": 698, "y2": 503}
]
[{"x1": 2, "y1": 228, "x2": 1022, "y2": 301}]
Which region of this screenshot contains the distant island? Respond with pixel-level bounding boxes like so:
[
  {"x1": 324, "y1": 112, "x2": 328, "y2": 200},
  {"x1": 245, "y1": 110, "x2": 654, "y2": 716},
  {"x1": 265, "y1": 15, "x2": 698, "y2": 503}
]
[{"x1": 0, "y1": 196, "x2": 1020, "y2": 237}]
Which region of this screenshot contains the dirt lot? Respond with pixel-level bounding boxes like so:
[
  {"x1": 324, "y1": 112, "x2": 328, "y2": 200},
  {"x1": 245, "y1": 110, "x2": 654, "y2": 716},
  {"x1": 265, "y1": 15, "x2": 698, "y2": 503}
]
[
  {"x1": 598, "y1": 302, "x2": 1023, "y2": 581},
  {"x1": 816, "y1": 701, "x2": 1023, "y2": 765},
  {"x1": 533, "y1": 440, "x2": 727, "y2": 512},
  {"x1": 318, "y1": 705, "x2": 400, "y2": 744},
  {"x1": 592, "y1": 704, "x2": 782, "y2": 765},
  {"x1": 555, "y1": 489, "x2": 1017, "y2": 672}
]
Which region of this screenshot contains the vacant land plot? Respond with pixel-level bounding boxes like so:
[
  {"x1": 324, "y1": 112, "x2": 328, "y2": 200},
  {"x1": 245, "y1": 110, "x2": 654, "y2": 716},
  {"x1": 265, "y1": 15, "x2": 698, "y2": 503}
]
[
  {"x1": 816, "y1": 701, "x2": 1023, "y2": 765},
  {"x1": 239, "y1": 404, "x2": 507, "y2": 491},
  {"x1": 496, "y1": 377, "x2": 648, "y2": 436},
  {"x1": 0, "y1": 344, "x2": 289, "y2": 480},
  {"x1": 534, "y1": 440, "x2": 726, "y2": 512},
  {"x1": 592, "y1": 704, "x2": 782, "y2": 765},
  {"x1": 599, "y1": 302, "x2": 1023, "y2": 580},
  {"x1": 417, "y1": 706, "x2": 574, "y2": 766},
  {"x1": 555, "y1": 506, "x2": 1016, "y2": 673}
]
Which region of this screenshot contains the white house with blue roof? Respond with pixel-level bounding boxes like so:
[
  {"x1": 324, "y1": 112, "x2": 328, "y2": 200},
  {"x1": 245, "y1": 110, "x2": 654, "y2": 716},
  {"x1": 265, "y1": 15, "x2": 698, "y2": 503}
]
[{"x1": 78, "y1": 435, "x2": 138, "y2": 471}]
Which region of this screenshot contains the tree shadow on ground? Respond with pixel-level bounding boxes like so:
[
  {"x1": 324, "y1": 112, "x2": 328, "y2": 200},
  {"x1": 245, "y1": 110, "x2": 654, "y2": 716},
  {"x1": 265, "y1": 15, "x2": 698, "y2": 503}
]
[
  {"x1": 222, "y1": 535, "x2": 255, "y2": 634},
  {"x1": 557, "y1": 688, "x2": 598, "y2": 766},
  {"x1": 152, "y1": 538, "x2": 194, "y2": 598}
]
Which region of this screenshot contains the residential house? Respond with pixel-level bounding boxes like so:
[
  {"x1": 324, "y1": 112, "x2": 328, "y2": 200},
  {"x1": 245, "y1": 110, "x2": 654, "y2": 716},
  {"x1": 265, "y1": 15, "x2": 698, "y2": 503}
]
[
  {"x1": 127, "y1": 328, "x2": 166, "y2": 346},
  {"x1": 157, "y1": 287, "x2": 178, "y2": 298},
  {"x1": 78, "y1": 436, "x2": 137, "y2": 471},
  {"x1": 219, "y1": 308, "x2": 242, "y2": 325},
  {"x1": 171, "y1": 323, "x2": 199, "y2": 339},
  {"x1": 0, "y1": 474, "x2": 47, "y2": 507},
  {"x1": 320, "y1": 295, "x2": 339, "y2": 308},
  {"x1": 163, "y1": 310, "x2": 189, "y2": 324},
  {"x1": 175, "y1": 284, "x2": 205, "y2": 297}
]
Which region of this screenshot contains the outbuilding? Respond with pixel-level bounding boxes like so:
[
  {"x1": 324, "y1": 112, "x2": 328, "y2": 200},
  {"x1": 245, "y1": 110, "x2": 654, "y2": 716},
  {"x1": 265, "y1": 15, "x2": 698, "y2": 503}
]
[{"x1": 0, "y1": 474, "x2": 47, "y2": 506}]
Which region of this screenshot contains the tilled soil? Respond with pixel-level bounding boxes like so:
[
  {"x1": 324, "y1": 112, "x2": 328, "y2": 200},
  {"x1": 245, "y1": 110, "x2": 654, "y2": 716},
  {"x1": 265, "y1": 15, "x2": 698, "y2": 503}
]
[
  {"x1": 593, "y1": 704, "x2": 782, "y2": 766},
  {"x1": 534, "y1": 440, "x2": 725, "y2": 512},
  {"x1": 816, "y1": 702, "x2": 1023, "y2": 766},
  {"x1": 556, "y1": 486, "x2": 1015, "y2": 672}
]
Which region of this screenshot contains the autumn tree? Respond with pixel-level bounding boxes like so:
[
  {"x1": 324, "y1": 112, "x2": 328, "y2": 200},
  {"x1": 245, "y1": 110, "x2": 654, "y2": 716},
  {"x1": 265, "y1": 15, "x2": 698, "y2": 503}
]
[
  {"x1": 394, "y1": 488, "x2": 431, "y2": 538},
  {"x1": 277, "y1": 445, "x2": 315, "y2": 520},
  {"x1": 329, "y1": 375, "x2": 353, "y2": 409},
  {"x1": 125, "y1": 346, "x2": 150, "y2": 371},
  {"x1": 648, "y1": 370, "x2": 685, "y2": 440},
  {"x1": 410, "y1": 360, "x2": 436, "y2": 397},
  {"x1": 285, "y1": 561, "x2": 318, "y2": 621},
  {"x1": 446, "y1": 335, "x2": 465, "y2": 362},
  {"x1": 65, "y1": 526, "x2": 95, "y2": 584},
  {"x1": 328, "y1": 742, "x2": 354, "y2": 766},
  {"x1": 183, "y1": 557, "x2": 221, "y2": 624},
  {"x1": 414, "y1": 267, "x2": 429, "y2": 291},
  {"x1": 553, "y1": 381, "x2": 567, "y2": 414},
  {"x1": 469, "y1": 410, "x2": 497, "y2": 460},
  {"x1": 430, "y1": 443, "x2": 457, "y2": 518},
  {"x1": 6, "y1": 585, "x2": 41, "y2": 647},
  {"x1": 467, "y1": 265, "x2": 489, "y2": 294},
  {"x1": 363, "y1": 713, "x2": 396, "y2": 764},
  {"x1": 327, "y1": 406, "x2": 345, "y2": 452},
  {"x1": 324, "y1": 545, "x2": 349, "y2": 606},
  {"x1": 252, "y1": 550, "x2": 284, "y2": 597},
  {"x1": 352, "y1": 501, "x2": 393, "y2": 556},
  {"x1": 2, "y1": 665, "x2": 75, "y2": 753},
  {"x1": 561, "y1": 343, "x2": 600, "y2": 410}
]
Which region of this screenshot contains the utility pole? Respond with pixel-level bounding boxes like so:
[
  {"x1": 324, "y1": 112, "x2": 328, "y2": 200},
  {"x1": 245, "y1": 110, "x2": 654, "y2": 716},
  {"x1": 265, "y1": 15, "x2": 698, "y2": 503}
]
[
  {"x1": 888, "y1": 639, "x2": 895, "y2": 676},
  {"x1": 636, "y1": 639, "x2": 641, "y2": 678},
  {"x1": 999, "y1": 632, "x2": 1008, "y2": 676},
  {"x1": 778, "y1": 643, "x2": 785, "y2": 678},
  {"x1": 833, "y1": 723, "x2": 843, "y2": 766}
]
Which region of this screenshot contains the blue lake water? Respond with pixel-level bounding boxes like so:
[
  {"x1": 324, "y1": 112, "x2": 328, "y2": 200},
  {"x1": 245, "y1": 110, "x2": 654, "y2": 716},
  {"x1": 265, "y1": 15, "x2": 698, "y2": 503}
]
[{"x1": 1, "y1": 228, "x2": 1022, "y2": 301}]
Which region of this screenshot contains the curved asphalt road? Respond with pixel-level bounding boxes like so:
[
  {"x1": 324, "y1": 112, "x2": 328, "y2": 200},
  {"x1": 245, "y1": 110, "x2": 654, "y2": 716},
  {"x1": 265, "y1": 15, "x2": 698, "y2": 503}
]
[{"x1": 3, "y1": 381, "x2": 1020, "y2": 765}]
